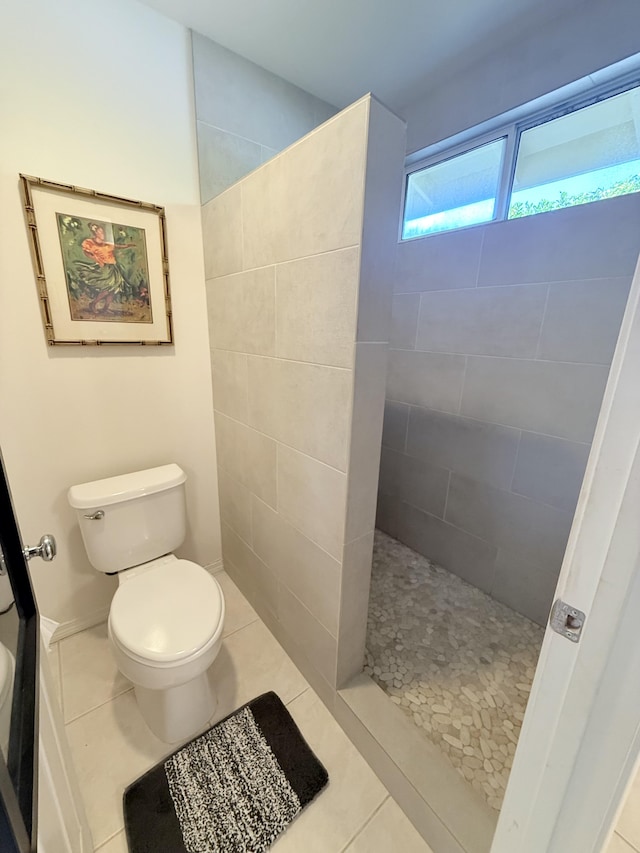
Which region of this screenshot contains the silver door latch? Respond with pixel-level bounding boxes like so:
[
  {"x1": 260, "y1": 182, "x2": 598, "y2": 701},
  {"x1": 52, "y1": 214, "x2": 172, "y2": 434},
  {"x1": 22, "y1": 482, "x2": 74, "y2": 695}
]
[
  {"x1": 23, "y1": 534, "x2": 57, "y2": 562},
  {"x1": 550, "y1": 599, "x2": 585, "y2": 643}
]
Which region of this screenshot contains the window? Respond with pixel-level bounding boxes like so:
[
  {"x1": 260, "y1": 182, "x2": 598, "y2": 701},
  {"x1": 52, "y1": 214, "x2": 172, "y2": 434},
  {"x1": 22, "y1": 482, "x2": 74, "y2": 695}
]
[
  {"x1": 402, "y1": 78, "x2": 640, "y2": 239},
  {"x1": 403, "y1": 138, "x2": 505, "y2": 239}
]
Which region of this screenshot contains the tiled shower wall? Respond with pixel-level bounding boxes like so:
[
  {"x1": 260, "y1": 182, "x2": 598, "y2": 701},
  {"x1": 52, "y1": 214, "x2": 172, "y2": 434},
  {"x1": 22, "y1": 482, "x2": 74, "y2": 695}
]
[
  {"x1": 377, "y1": 193, "x2": 640, "y2": 625},
  {"x1": 192, "y1": 32, "x2": 336, "y2": 203},
  {"x1": 203, "y1": 96, "x2": 406, "y2": 693}
]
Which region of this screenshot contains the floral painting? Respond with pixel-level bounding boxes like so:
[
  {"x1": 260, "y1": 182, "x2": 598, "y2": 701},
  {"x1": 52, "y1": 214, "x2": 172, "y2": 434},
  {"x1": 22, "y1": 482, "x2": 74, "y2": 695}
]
[{"x1": 56, "y1": 213, "x2": 153, "y2": 323}]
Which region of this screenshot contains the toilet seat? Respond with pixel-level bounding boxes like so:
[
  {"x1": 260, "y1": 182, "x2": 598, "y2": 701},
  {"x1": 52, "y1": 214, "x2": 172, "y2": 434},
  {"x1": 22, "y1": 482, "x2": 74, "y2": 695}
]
[{"x1": 109, "y1": 560, "x2": 224, "y2": 664}]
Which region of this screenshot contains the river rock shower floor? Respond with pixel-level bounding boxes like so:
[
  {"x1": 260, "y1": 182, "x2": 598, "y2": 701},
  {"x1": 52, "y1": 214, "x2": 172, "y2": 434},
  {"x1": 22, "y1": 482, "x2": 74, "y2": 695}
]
[{"x1": 364, "y1": 530, "x2": 544, "y2": 811}]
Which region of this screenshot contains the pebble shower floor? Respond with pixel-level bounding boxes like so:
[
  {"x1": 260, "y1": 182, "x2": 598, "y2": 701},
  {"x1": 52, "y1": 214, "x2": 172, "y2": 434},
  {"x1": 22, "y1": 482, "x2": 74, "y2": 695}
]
[{"x1": 365, "y1": 530, "x2": 544, "y2": 811}]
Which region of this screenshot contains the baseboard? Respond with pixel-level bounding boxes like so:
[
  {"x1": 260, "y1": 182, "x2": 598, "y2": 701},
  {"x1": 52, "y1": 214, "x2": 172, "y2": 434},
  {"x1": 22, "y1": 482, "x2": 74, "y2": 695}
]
[
  {"x1": 50, "y1": 607, "x2": 111, "y2": 643},
  {"x1": 205, "y1": 559, "x2": 224, "y2": 575}
]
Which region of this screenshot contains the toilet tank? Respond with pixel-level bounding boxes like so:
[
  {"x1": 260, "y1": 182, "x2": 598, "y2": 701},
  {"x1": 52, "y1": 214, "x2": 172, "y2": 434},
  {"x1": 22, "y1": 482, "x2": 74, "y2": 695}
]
[{"x1": 68, "y1": 464, "x2": 188, "y2": 574}]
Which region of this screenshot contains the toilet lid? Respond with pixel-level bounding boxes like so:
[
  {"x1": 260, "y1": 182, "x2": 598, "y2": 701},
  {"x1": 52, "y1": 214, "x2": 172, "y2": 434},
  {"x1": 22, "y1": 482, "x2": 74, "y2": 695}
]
[{"x1": 109, "y1": 560, "x2": 224, "y2": 663}]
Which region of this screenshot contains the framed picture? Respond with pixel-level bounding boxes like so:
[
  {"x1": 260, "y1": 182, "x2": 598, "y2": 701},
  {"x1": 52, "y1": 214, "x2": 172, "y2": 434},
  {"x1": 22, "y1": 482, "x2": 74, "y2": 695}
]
[{"x1": 20, "y1": 175, "x2": 173, "y2": 345}]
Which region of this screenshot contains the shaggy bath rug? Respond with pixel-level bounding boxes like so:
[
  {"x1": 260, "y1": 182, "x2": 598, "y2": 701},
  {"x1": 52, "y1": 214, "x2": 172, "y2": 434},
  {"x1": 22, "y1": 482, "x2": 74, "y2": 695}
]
[{"x1": 123, "y1": 692, "x2": 328, "y2": 853}]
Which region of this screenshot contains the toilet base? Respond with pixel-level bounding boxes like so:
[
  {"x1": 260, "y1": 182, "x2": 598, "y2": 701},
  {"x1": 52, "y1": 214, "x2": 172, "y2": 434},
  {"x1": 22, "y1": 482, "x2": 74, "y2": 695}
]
[{"x1": 134, "y1": 670, "x2": 217, "y2": 743}]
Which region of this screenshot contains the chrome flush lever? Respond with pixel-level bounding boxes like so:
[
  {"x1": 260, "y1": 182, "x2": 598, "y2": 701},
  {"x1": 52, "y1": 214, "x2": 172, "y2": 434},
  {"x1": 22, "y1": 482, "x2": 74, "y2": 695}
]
[
  {"x1": 83, "y1": 510, "x2": 104, "y2": 520},
  {"x1": 23, "y1": 534, "x2": 57, "y2": 562}
]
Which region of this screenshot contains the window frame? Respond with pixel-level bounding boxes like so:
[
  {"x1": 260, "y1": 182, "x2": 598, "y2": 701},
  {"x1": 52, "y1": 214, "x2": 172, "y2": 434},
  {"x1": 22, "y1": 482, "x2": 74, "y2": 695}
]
[{"x1": 401, "y1": 71, "x2": 640, "y2": 241}]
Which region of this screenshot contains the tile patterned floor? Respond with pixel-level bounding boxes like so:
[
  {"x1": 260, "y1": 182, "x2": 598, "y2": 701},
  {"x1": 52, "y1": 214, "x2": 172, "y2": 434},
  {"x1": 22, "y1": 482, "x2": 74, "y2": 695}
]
[
  {"x1": 48, "y1": 568, "x2": 433, "y2": 852},
  {"x1": 365, "y1": 531, "x2": 544, "y2": 811}
]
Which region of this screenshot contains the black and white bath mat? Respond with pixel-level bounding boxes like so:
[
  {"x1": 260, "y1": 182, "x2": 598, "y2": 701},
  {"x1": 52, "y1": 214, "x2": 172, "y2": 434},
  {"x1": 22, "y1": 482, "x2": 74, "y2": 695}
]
[{"x1": 123, "y1": 692, "x2": 328, "y2": 853}]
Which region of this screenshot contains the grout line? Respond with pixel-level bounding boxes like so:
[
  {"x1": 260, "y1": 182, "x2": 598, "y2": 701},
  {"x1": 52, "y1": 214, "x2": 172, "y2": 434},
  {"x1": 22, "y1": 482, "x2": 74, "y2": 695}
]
[
  {"x1": 383, "y1": 398, "x2": 594, "y2": 446},
  {"x1": 94, "y1": 829, "x2": 126, "y2": 851},
  {"x1": 509, "y1": 430, "x2": 524, "y2": 493},
  {"x1": 284, "y1": 685, "x2": 311, "y2": 707},
  {"x1": 534, "y1": 283, "x2": 552, "y2": 360},
  {"x1": 392, "y1": 274, "x2": 633, "y2": 297},
  {"x1": 456, "y1": 355, "x2": 468, "y2": 415},
  {"x1": 215, "y1": 410, "x2": 350, "y2": 477},
  {"x1": 474, "y1": 228, "x2": 486, "y2": 288},
  {"x1": 222, "y1": 615, "x2": 261, "y2": 641},
  {"x1": 442, "y1": 470, "x2": 453, "y2": 522},
  {"x1": 388, "y1": 344, "x2": 611, "y2": 368},
  {"x1": 212, "y1": 346, "x2": 354, "y2": 372},
  {"x1": 207, "y1": 243, "x2": 361, "y2": 281},
  {"x1": 64, "y1": 685, "x2": 135, "y2": 727},
  {"x1": 338, "y1": 796, "x2": 390, "y2": 852}
]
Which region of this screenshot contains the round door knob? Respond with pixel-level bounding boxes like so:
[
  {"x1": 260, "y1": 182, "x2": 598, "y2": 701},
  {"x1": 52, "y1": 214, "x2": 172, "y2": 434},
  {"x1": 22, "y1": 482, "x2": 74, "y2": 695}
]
[{"x1": 23, "y1": 534, "x2": 57, "y2": 562}]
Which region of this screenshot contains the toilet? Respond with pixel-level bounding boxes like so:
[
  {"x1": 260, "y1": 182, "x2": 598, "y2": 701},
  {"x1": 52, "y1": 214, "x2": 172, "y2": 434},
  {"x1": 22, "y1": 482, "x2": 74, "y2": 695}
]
[{"x1": 68, "y1": 464, "x2": 225, "y2": 744}]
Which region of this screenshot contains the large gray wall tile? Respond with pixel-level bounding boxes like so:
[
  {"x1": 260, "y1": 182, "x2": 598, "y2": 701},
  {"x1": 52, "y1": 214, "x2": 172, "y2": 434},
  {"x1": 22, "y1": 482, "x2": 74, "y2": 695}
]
[
  {"x1": 357, "y1": 98, "x2": 406, "y2": 342},
  {"x1": 446, "y1": 474, "x2": 573, "y2": 570},
  {"x1": 491, "y1": 549, "x2": 559, "y2": 626},
  {"x1": 378, "y1": 446, "x2": 449, "y2": 518},
  {"x1": 345, "y1": 343, "x2": 388, "y2": 543},
  {"x1": 376, "y1": 497, "x2": 497, "y2": 593},
  {"x1": 277, "y1": 444, "x2": 347, "y2": 560},
  {"x1": 416, "y1": 284, "x2": 547, "y2": 358},
  {"x1": 512, "y1": 432, "x2": 590, "y2": 513},
  {"x1": 207, "y1": 267, "x2": 276, "y2": 355},
  {"x1": 252, "y1": 496, "x2": 341, "y2": 637},
  {"x1": 241, "y1": 100, "x2": 368, "y2": 269},
  {"x1": 275, "y1": 248, "x2": 359, "y2": 368},
  {"x1": 381, "y1": 401, "x2": 409, "y2": 452},
  {"x1": 460, "y1": 356, "x2": 610, "y2": 442},
  {"x1": 406, "y1": 407, "x2": 520, "y2": 490},
  {"x1": 337, "y1": 532, "x2": 376, "y2": 686},
  {"x1": 478, "y1": 193, "x2": 640, "y2": 287},
  {"x1": 537, "y1": 278, "x2": 631, "y2": 364},
  {"x1": 192, "y1": 32, "x2": 336, "y2": 153},
  {"x1": 247, "y1": 356, "x2": 352, "y2": 471},
  {"x1": 217, "y1": 468, "x2": 252, "y2": 545},
  {"x1": 197, "y1": 122, "x2": 263, "y2": 204},
  {"x1": 221, "y1": 522, "x2": 279, "y2": 620},
  {"x1": 278, "y1": 584, "x2": 338, "y2": 687},
  {"x1": 390, "y1": 294, "x2": 419, "y2": 349},
  {"x1": 201, "y1": 186, "x2": 243, "y2": 279},
  {"x1": 214, "y1": 413, "x2": 277, "y2": 508},
  {"x1": 395, "y1": 226, "x2": 483, "y2": 293},
  {"x1": 211, "y1": 349, "x2": 249, "y2": 423},
  {"x1": 387, "y1": 350, "x2": 466, "y2": 412}
]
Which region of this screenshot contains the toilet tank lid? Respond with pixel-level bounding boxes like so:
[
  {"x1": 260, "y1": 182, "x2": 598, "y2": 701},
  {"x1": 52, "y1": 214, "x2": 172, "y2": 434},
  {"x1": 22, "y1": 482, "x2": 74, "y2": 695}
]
[{"x1": 68, "y1": 464, "x2": 186, "y2": 509}]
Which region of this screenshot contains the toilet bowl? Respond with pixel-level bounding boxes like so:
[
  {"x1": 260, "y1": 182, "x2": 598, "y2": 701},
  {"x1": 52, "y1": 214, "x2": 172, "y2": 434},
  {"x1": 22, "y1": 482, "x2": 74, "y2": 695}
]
[{"x1": 68, "y1": 464, "x2": 226, "y2": 743}]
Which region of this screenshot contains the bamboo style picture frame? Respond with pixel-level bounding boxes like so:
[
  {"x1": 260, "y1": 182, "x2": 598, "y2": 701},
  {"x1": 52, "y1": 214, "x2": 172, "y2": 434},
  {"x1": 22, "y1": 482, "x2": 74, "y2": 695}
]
[{"x1": 20, "y1": 175, "x2": 174, "y2": 345}]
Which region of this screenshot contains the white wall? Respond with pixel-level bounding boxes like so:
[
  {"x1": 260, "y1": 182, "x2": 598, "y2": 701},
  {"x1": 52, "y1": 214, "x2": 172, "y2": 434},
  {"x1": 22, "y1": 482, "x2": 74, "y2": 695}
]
[
  {"x1": 0, "y1": 0, "x2": 220, "y2": 627},
  {"x1": 403, "y1": 0, "x2": 640, "y2": 153}
]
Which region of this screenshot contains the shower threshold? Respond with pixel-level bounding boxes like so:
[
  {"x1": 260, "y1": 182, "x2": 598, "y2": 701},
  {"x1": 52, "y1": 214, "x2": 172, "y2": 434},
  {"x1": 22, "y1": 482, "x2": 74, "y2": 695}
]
[{"x1": 365, "y1": 530, "x2": 544, "y2": 812}]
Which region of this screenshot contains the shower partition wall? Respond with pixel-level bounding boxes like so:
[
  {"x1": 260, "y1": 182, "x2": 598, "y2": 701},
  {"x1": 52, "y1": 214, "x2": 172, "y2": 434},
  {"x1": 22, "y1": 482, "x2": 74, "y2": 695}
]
[{"x1": 202, "y1": 94, "x2": 406, "y2": 695}]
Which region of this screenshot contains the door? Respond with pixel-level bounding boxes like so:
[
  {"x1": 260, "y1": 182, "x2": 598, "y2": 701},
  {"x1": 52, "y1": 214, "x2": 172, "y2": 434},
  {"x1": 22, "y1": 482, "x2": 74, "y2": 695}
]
[
  {"x1": 0, "y1": 452, "x2": 91, "y2": 852},
  {"x1": 492, "y1": 250, "x2": 640, "y2": 852}
]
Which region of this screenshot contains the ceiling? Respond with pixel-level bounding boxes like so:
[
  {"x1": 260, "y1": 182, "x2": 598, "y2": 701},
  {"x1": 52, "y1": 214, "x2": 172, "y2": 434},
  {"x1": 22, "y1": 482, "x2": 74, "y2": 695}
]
[{"x1": 138, "y1": 0, "x2": 585, "y2": 110}]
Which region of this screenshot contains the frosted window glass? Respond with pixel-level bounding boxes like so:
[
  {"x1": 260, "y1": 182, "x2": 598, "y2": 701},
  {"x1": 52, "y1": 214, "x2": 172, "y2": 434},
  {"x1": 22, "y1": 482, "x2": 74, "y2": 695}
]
[
  {"x1": 509, "y1": 87, "x2": 640, "y2": 219},
  {"x1": 403, "y1": 138, "x2": 505, "y2": 238}
]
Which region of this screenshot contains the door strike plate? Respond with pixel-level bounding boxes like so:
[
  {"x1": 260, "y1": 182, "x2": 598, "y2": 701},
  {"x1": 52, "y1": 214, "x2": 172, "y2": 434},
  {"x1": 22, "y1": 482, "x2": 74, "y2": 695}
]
[{"x1": 550, "y1": 599, "x2": 585, "y2": 643}]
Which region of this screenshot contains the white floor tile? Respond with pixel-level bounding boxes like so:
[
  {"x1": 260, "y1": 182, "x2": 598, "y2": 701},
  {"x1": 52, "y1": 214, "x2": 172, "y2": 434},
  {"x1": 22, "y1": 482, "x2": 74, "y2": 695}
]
[
  {"x1": 346, "y1": 798, "x2": 434, "y2": 852},
  {"x1": 94, "y1": 829, "x2": 128, "y2": 852},
  {"x1": 606, "y1": 832, "x2": 636, "y2": 853},
  {"x1": 65, "y1": 689, "x2": 169, "y2": 848},
  {"x1": 270, "y1": 689, "x2": 387, "y2": 853},
  {"x1": 216, "y1": 569, "x2": 259, "y2": 637},
  {"x1": 210, "y1": 619, "x2": 309, "y2": 723},
  {"x1": 616, "y1": 766, "x2": 640, "y2": 851},
  {"x1": 60, "y1": 623, "x2": 131, "y2": 723}
]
